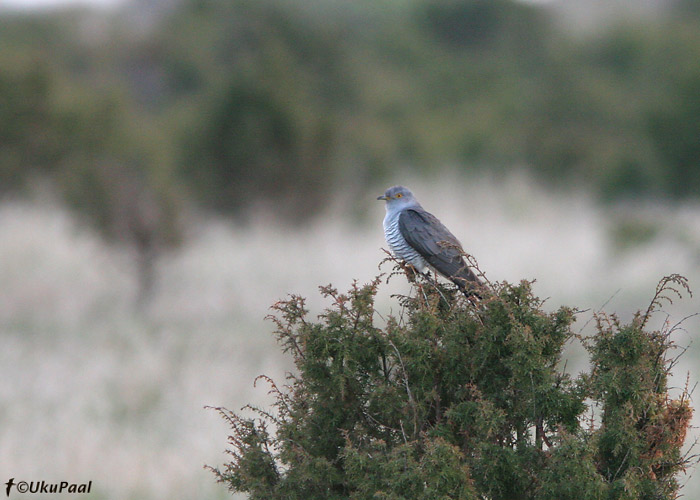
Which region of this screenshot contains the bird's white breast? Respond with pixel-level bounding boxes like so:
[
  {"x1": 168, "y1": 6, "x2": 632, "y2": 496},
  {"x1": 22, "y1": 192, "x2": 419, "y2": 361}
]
[{"x1": 383, "y1": 210, "x2": 428, "y2": 272}]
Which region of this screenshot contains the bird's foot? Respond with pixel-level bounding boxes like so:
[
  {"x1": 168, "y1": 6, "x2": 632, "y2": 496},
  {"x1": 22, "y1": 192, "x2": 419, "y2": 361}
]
[{"x1": 399, "y1": 261, "x2": 420, "y2": 282}]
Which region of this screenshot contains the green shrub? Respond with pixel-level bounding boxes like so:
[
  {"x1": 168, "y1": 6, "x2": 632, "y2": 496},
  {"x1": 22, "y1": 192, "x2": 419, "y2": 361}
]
[{"x1": 209, "y1": 273, "x2": 694, "y2": 499}]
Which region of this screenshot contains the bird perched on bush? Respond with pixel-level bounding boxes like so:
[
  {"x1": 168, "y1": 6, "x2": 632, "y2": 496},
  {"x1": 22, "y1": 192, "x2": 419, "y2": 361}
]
[{"x1": 378, "y1": 185, "x2": 482, "y2": 297}]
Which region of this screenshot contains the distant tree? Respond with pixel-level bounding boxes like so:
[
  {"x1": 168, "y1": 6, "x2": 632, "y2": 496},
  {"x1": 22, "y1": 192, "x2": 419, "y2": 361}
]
[
  {"x1": 417, "y1": 0, "x2": 548, "y2": 51},
  {"x1": 209, "y1": 271, "x2": 695, "y2": 499},
  {"x1": 186, "y1": 82, "x2": 334, "y2": 221},
  {"x1": 0, "y1": 60, "x2": 63, "y2": 193},
  {"x1": 155, "y1": 0, "x2": 349, "y2": 221},
  {"x1": 57, "y1": 97, "x2": 183, "y2": 308},
  {"x1": 647, "y1": 54, "x2": 700, "y2": 199},
  {"x1": 61, "y1": 158, "x2": 182, "y2": 307}
]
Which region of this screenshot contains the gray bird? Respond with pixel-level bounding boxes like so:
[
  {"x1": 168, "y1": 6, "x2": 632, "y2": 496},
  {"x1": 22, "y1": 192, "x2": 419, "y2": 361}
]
[{"x1": 378, "y1": 185, "x2": 482, "y2": 296}]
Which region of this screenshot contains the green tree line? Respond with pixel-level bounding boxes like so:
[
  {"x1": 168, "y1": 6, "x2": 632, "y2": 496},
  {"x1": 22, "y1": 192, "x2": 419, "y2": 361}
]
[{"x1": 3, "y1": 0, "x2": 700, "y2": 211}]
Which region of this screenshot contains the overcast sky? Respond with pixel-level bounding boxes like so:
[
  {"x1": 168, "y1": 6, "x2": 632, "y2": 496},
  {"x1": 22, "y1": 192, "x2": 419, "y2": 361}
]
[
  {"x1": 2, "y1": 0, "x2": 560, "y2": 10},
  {"x1": 0, "y1": 0, "x2": 123, "y2": 9}
]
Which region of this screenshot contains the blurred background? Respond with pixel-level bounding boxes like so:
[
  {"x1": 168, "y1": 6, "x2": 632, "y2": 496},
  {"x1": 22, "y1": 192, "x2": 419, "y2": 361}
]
[{"x1": 1, "y1": 0, "x2": 699, "y2": 498}]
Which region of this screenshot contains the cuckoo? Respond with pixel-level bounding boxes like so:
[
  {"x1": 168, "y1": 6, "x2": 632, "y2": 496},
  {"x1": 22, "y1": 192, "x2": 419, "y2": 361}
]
[{"x1": 378, "y1": 185, "x2": 481, "y2": 296}]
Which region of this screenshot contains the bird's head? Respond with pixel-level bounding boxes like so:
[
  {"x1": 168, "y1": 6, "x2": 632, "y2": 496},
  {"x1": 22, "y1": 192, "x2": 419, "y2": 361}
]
[{"x1": 377, "y1": 185, "x2": 419, "y2": 211}]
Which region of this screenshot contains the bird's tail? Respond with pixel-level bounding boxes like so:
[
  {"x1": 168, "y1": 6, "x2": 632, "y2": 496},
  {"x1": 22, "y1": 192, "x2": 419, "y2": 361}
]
[{"x1": 451, "y1": 267, "x2": 483, "y2": 300}]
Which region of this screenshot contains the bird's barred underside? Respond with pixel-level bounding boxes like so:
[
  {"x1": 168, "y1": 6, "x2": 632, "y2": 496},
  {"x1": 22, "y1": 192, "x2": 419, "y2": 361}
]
[{"x1": 384, "y1": 211, "x2": 427, "y2": 271}]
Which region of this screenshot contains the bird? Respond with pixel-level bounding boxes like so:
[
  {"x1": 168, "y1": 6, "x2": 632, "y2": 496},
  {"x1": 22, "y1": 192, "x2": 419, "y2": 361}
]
[{"x1": 378, "y1": 185, "x2": 482, "y2": 297}]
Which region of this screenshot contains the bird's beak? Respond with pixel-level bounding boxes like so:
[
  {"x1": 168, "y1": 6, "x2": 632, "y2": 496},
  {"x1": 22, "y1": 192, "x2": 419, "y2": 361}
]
[{"x1": 377, "y1": 195, "x2": 388, "y2": 201}]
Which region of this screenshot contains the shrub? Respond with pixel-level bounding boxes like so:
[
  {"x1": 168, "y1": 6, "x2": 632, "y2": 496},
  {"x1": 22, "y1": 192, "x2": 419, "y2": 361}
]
[{"x1": 208, "y1": 272, "x2": 694, "y2": 500}]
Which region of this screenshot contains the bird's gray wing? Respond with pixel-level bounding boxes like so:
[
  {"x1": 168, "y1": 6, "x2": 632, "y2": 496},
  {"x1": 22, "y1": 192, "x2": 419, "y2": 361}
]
[{"x1": 398, "y1": 208, "x2": 480, "y2": 286}]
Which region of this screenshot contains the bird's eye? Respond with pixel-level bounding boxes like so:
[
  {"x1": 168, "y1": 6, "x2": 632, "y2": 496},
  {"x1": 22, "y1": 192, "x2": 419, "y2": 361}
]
[{"x1": 395, "y1": 193, "x2": 403, "y2": 198}]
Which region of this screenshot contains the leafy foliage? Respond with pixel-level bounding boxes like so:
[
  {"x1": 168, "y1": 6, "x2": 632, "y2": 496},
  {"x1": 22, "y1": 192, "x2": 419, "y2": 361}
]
[
  {"x1": 0, "y1": 57, "x2": 63, "y2": 192},
  {"x1": 209, "y1": 273, "x2": 694, "y2": 499},
  {"x1": 4, "y1": 0, "x2": 700, "y2": 221}
]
